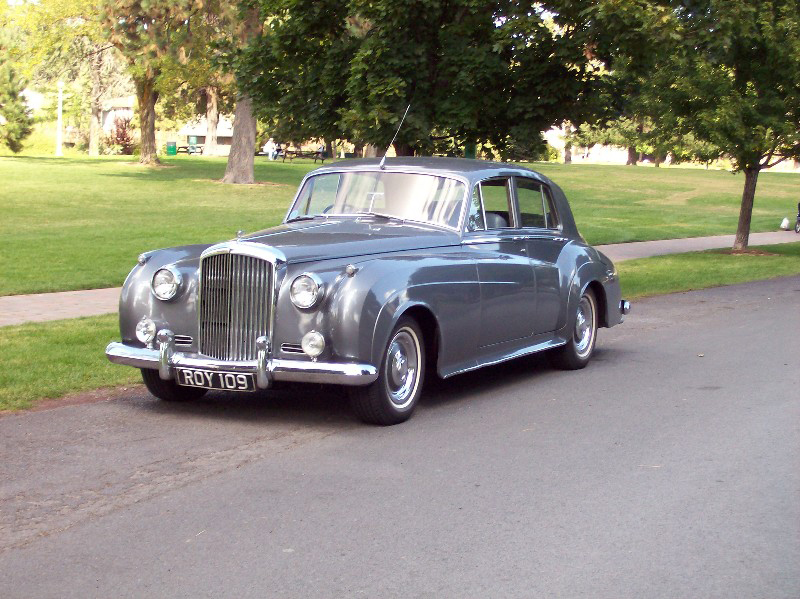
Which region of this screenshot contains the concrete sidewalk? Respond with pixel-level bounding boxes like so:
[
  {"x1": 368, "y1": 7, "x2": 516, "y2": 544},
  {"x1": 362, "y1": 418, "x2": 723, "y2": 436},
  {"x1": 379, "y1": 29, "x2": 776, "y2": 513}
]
[{"x1": 1, "y1": 230, "x2": 796, "y2": 327}]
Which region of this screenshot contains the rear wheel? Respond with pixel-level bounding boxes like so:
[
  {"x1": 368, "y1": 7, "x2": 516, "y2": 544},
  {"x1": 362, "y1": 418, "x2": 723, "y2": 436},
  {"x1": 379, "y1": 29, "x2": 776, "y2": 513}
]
[
  {"x1": 552, "y1": 288, "x2": 598, "y2": 370},
  {"x1": 141, "y1": 368, "x2": 208, "y2": 402},
  {"x1": 349, "y1": 317, "x2": 425, "y2": 425}
]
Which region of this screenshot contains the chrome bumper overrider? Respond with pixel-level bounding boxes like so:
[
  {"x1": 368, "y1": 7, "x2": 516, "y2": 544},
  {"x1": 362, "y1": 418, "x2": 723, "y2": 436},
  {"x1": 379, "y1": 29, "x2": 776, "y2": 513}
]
[
  {"x1": 105, "y1": 333, "x2": 378, "y2": 388},
  {"x1": 619, "y1": 299, "x2": 631, "y2": 323}
]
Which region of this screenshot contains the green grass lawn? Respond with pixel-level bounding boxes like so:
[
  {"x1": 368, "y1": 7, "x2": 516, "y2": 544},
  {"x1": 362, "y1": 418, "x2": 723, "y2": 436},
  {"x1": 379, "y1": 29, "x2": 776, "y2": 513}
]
[
  {"x1": 1, "y1": 242, "x2": 797, "y2": 412},
  {"x1": 1, "y1": 154, "x2": 798, "y2": 295},
  {"x1": 619, "y1": 242, "x2": 800, "y2": 299},
  {"x1": 0, "y1": 314, "x2": 139, "y2": 411}
]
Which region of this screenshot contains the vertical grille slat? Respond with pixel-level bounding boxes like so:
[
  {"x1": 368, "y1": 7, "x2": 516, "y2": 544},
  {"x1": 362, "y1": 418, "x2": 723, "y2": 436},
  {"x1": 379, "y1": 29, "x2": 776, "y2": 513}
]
[{"x1": 198, "y1": 252, "x2": 272, "y2": 361}]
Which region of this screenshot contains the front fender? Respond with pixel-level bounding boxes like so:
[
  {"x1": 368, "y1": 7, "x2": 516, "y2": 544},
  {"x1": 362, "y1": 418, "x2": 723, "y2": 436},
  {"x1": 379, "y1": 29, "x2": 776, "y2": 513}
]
[
  {"x1": 314, "y1": 251, "x2": 480, "y2": 373},
  {"x1": 118, "y1": 245, "x2": 210, "y2": 346}
]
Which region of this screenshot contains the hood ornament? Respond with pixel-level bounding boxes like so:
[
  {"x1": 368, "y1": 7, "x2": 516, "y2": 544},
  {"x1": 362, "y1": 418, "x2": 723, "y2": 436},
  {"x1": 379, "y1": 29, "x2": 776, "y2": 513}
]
[{"x1": 236, "y1": 230, "x2": 245, "y2": 240}]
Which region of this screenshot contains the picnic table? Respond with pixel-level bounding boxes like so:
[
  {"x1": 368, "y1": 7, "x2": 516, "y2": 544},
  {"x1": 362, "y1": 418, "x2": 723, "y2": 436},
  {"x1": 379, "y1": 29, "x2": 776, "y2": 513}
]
[
  {"x1": 177, "y1": 144, "x2": 204, "y2": 155},
  {"x1": 281, "y1": 150, "x2": 327, "y2": 163}
]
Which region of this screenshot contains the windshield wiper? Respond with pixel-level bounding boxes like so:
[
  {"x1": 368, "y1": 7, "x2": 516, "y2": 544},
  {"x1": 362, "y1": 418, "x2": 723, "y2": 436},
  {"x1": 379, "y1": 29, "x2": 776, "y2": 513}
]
[
  {"x1": 353, "y1": 211, "x2": 405, "y2": 223},
  {"x1": 286, "y1": 214, "x2": 321, "y2": 223}
]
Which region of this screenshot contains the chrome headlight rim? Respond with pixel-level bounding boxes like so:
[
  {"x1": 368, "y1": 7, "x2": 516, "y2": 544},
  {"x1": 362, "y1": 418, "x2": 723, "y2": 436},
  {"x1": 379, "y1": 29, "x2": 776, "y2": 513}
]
[
  {"x1": 290, "y1": 272, "x2": 324, "y2": 309},
  {"x1": 135, "y1": 317, "x2": 157, "y2": 345},
  {"x1": 301, "y1": 330, "x2": 326, "y2": 359},
  {"x1": 151, "y1": 265, "x2": 183, "y2": 301}
]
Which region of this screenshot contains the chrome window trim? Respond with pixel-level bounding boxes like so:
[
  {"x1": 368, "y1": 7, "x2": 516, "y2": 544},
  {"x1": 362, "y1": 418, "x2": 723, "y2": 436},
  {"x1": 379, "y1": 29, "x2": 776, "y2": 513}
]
[
  {"x1": 476, "y1": 176, "x2": 515, "y2": 230},
  {"x1": 285, "y1": 169, "x2": 471, "y2": 233}
]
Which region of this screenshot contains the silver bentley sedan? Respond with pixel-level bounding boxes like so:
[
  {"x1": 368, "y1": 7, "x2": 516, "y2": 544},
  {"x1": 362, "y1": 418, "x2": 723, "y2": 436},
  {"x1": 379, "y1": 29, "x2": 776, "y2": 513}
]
[{"x1": 106, "y1": 157, "x2": 630, "y2": 425}]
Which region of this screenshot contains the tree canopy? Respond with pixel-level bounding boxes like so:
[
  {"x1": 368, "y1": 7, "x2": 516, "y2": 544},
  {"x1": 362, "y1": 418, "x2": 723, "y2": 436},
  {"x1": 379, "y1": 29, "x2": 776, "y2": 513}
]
[{"x1": 241, "y1": 1, "x2": 604, "y2": 158}]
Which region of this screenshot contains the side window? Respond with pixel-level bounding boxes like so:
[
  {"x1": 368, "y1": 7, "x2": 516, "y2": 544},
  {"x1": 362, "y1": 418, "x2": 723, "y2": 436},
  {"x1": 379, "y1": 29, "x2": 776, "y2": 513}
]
[
  {"x1": 516, "y1": 177, "x2": 545, "y2": 229},
  {"x1": 466, "y1": 186, "x2": 485, "y2": 231},
  {"x1": 543, "y1": 187, "x2": 560, "y2": 229},
  {"x1": 479, "y1": 178, "x2": 513, "y2": 229}
]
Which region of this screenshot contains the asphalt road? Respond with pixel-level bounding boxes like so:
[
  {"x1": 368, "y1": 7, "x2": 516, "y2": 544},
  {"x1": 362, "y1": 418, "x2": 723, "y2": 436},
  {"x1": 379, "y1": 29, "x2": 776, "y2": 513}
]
[{"x1": 1, "y1": 277, "x2": 798, "y2": 598}]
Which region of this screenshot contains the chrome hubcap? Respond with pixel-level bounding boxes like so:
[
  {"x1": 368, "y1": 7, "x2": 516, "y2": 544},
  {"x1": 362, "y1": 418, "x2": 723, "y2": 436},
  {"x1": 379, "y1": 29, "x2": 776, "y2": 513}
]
[
  {"x1": 574, "y1": 296, "x2": 595, "y2": 357},
  {"x1": 385, "y1": 328, "x2": 419, "y2": 408}
]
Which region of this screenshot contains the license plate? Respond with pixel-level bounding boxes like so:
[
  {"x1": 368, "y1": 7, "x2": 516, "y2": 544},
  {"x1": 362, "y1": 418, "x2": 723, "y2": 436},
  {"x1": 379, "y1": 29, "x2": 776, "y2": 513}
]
[{"x1": 176, "y1": 368, "x2": 256, "y2": 392}]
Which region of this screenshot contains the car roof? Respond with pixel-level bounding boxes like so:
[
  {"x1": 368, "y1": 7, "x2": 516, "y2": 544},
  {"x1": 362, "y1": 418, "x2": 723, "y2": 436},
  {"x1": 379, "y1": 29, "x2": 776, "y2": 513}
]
[{"x1": 308, "y1": 157, "x2": 547, "y2": 185}]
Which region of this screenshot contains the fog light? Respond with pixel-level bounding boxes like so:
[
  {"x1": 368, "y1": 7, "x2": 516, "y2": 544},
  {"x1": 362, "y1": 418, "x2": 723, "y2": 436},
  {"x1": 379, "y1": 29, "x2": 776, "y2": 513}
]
[
  {"x1": 301, "y1": 331, "x2": 325, "y2": 359},
  {"x1": 135, "y1": 317, "x2": 157, "y2": 345}
]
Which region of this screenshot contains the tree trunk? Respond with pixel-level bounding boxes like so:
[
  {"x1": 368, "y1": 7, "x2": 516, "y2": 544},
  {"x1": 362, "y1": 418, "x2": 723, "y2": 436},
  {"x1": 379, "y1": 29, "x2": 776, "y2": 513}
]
[
  {"x1": 364, "y1": 144, "x2": 379, "y2": 158},
  {"x1": 222, "y1": 96, "x2": 256, "y2": 184},
  {"x1": 564, "y1": 141, "x2": 572, "y2": 164},
  {"x1": 205, "y1": 86, "x2": 219, "y2": 156},
  {"x1": 654, "y1": 153, "x2": 661, "y2": 168},
  {"x1": 222, "y1": 5, "x2": 262, "y2": 183},
  {"x1": 353, "y1": 143, "x2": 363, "y2": 158},
  {"x1": 626, "y1": 146, "x2": 638, "y2": 165},
  {"x1": 325, "y1": 139, "x2": 333, "y2": 159},
  {"x1": 134, "y1": 75, "x2": 159, "y2": 165},
  {"x1": 89, "y1": 102, "x2": 102, "y2": 157},
  {"x1": 392, "y1": 142, "x2": 414, "y2": 156},
  {"x1": 88, "y1": 50, "x2": 103, "y2": 157},
  {"x1": 733, "y1": 167, "x2": 760, "y2": 250}
]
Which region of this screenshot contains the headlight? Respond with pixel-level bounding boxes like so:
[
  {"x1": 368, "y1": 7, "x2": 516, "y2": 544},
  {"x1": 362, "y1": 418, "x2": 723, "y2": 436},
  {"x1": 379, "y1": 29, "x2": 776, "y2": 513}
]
[
  {"x1": 152, "y1": 266, "x2": 182, "y2": 301},
  {"x1": 301, "y1": 331, "x2": 325, "y2": 358},
  {"x1": 135, "y1": 317, "x2": 157, "y2": 344},
  {"x1": 290, "y1": 273, "x2": 324, "y2": 309}
]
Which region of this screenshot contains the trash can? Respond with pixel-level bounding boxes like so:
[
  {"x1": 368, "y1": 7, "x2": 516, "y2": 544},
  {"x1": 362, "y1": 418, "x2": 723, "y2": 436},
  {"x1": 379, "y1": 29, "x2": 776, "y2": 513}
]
[
  {"x1": 464, "y1": 143, "x2": 477, "y2": 160},
  {"x1": 166, "y1": 141, "x2": 177, "y2": 156}
]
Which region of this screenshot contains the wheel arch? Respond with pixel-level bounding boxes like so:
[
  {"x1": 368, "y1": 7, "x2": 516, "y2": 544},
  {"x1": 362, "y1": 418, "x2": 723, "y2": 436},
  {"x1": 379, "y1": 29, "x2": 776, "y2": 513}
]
[
  {"x1": 397, "y1": 304, "x2": 441, "y2": 375},
  {"x1": 586, "y1": 280, "x2": 609, "y2": 328}
]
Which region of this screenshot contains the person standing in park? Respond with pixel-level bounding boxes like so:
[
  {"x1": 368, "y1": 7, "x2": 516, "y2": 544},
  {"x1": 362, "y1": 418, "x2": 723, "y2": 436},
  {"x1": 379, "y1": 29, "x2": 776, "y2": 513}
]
[{"x1": 262, "y1": 138, "x2": 277, "y2": 160}]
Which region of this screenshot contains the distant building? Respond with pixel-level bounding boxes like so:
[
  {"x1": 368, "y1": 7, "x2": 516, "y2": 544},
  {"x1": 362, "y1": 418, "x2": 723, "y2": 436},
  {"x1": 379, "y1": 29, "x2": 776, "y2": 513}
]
[
  {"x1": 176, "y1": 116, "x2": 234, "y2": 156},
  {"x1": 101, "y1": 96, "x2": 136, "y2": 132}
]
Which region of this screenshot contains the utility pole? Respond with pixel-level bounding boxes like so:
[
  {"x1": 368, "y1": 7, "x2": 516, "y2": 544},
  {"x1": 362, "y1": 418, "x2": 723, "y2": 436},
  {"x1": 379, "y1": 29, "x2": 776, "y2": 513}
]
[{"x1": 55, "y1": 81, "x2": 64, "y2": 157}]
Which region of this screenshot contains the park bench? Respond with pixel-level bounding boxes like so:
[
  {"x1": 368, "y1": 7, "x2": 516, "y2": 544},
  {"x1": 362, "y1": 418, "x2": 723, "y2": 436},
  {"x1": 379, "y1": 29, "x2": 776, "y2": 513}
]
[
  {"x1": 177, "y1": 144, "x2": 203, "y2": 155},
  {"x1": 281, "y1": 150, "x2": 327, "y2": 163}
]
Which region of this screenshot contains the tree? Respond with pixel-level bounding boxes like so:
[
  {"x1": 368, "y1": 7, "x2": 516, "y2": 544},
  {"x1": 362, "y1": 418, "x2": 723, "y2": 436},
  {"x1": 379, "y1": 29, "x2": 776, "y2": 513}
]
[
  {"x1": 589, "y1": 0, "x2": 800, "y2": 249},
  {"x1": 649, "y1": 0, "x2": 800, "y2": 249},
  {"x1": 241, "y1": 1, "x2": 604, "y2": 158},
  {"x1": 220, "y1": 2, "x2": 263, "y2": 184},
  {"x1": 13, "y1": 0, "x2": 132, "y2": 156},
  {"x1": 155, "y1": 4, "x2": 236, "y2": 157},
  {"x1": 101, "y1": 0, "x2": 203, "y2": 164},
  {"x1": 0, "y1": 40, "x2": 33, "y2": 153}
]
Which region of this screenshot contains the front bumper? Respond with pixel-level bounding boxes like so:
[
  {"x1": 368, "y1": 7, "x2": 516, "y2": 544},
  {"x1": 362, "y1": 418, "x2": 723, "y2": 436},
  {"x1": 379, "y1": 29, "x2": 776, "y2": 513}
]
[{"x1": 105, "y1": 332, "x2": 378, "y2": 388}]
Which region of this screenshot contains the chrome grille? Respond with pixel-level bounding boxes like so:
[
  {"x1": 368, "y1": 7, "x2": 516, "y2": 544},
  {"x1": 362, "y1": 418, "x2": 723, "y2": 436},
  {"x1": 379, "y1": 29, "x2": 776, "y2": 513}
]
[
  {"x1": 198, "y1": 252, "x2": 272, "y2": 361},
  {"x1": 174, "y1": 334, "x2": 193, "y2": 347}
]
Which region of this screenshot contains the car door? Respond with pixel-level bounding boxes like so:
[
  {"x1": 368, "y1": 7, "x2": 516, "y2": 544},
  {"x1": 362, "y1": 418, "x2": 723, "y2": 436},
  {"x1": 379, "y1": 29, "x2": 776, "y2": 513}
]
[
  {"x1": 514, "y1": 177, "x2": 569, "y2": 334},
  {"x1": 462, "y1": 177, "x2": 537, "y2": 347}
]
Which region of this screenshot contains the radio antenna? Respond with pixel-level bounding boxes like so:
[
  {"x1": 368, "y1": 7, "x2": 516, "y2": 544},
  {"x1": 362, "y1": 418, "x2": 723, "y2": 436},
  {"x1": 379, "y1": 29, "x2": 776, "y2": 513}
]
[{"x1": 379, "y1": 103, "x2": 411, "y2": 170}]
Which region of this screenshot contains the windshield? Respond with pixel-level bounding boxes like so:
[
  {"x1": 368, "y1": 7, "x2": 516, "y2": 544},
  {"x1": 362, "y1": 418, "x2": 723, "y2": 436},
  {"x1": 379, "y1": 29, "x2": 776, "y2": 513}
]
[{"x1": 287, "y1": 171, "x2": 467, "y2": 229}]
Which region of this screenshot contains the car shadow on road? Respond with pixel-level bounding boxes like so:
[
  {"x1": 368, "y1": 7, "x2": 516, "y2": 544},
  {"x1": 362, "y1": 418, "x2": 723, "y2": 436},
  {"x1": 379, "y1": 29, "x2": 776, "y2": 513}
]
[
  {"x1": 126, "y1": 383, "x2": 359, "y2": 428},
  {"x1": 123, "y1": 346, "x2": 627, "y2": 426}
]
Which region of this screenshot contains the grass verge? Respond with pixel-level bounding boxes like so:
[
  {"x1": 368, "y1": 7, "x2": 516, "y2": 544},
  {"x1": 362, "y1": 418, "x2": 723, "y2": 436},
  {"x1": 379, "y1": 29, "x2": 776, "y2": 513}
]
[
  {"x1": 2, "y1": 155, "x2": 799, "y2": 295},
  {"x1": 2, "y1": 242, "x2": 798, "y2": 413},
  {"x1": 619, "y1": 242, "x2": 800, "y2": 299},
  {"x1": 0, "y1": 314, "x2": 138, "y2": 411}
]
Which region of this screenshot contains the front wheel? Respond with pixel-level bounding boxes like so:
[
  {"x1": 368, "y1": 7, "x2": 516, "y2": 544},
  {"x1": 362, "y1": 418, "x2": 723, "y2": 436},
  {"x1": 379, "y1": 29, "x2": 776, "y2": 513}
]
[
  {"x1": 141, "y1": 368, "x2": 208, "y2": 402},
  {"x1": 552, "y1": 288, "x2": 598, "y2": 370},
  {"x1": 349, "y1": 317, "x2": 425, "y2": 425}
]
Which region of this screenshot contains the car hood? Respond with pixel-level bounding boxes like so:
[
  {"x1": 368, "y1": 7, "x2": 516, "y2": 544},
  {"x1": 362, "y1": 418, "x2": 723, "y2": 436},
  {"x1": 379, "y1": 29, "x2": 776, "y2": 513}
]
[{"x1": 236, "y1": 218, "x2": 461, "y2": 263}]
